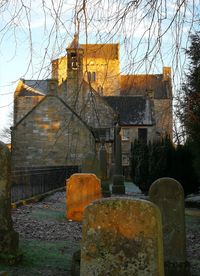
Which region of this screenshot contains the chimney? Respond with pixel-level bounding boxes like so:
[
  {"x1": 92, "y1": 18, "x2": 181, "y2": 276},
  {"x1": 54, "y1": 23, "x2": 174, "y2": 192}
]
[
  {"x1": 163, "y1": 67, "x2": 171, "y2": 81},
  {"x1": 48, "y1": 79, "x2": 58, "y2": 95}
]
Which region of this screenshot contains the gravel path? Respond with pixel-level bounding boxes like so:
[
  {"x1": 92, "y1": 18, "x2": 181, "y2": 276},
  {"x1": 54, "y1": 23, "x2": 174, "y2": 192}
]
[
  {"x1": 12, "y1": 191, "x2": 200, "y2": 276},
  {"x1": 12, "y1": 192, "x2": 82, "y2": 242}
]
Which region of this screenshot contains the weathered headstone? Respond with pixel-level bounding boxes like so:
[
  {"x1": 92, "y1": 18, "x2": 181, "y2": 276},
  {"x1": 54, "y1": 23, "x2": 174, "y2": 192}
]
[
  {"x1": 99, "y1": 142, "x2": 110, "y2": 197},
  {"x1": 149, "y1": 177, "x2": 190, "y2": 276},
  {"x1": 81, "y1": 197, "x2": 164, "y2": 275},
  {"x1": 66, "y1": 173, "x2": 102, "y2": 221},
  {"x1": 81, "y1": 152, "x2": 101, "y2": 178},
  {"x1": 112, "y1": 123, "x2": 125, "y2": 194},
  {"x1": 0, "y1": 141, "x2": 22, "y2": 264}
]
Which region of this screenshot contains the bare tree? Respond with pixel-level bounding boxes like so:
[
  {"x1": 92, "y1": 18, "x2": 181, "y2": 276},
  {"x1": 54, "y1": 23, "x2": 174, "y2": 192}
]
[
  {"x1": 0, "y1": 0, "x2": 200, "y2": 143},
  {"x1": 0, "y1": 1, "x2": 199, "y2": 73},
  {"x1": 0, "y1": 109, "x2": 13, "y2": 144}
]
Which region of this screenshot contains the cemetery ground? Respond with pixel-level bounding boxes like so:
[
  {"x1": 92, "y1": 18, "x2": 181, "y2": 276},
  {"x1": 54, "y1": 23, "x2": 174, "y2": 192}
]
[{"x1": 0, "y1": 183, "x2": 200, "y2": 276}]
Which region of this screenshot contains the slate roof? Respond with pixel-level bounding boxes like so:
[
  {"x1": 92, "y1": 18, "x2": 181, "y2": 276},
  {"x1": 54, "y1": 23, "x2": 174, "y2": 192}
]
[
  {"x1": 103, "y1": 96, "x2": 153, "y2": 126},
  {"x1": 120, "y1": 75, "x2": 170, "y2": 99},
  {"x1": 19, "y1": 88, "x2": 44, "y2": 97},
  {"x1": 23, "y1": 80, "x2": 49, "y2": 95}
]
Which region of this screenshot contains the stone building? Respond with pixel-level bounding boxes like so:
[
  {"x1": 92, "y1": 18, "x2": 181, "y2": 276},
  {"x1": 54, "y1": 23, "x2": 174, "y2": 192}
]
[{"x1": 11, "y1": 34, "x2": 172, "y2": 178}]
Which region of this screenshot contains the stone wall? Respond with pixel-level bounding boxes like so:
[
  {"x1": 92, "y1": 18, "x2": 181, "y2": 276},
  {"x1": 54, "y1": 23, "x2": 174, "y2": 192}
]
[
  {"x1": 57, "y1": 80, "x2": 116, "y2": 130},
  {"x1": 153, "y1": 99, "x2": 173, "y2": 138},
  {"x1": 82, "y1": 57, "x2": 120, "y2": 96},
  {"x1": 51, "y1": 47, "x2": 120, "y2": 97},
  {"x1": 83, "y1": 91, "x2": 117, "y2": 129},
  {"x1": 121, "y1": 126, "x2": 156, "y2": 168},
  {"x1": 52, "y1": 57, "x2": 67, "y2": 85},
  {"x1": 14, "y1": 96, "x2": 44, "y2": 124},
  {"x1": 12, "y1": 95, "x2": 96, "y2": 168}
]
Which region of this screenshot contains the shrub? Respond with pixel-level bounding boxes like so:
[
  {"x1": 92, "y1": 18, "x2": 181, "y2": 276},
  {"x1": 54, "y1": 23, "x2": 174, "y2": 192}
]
[{"x1": 131, "y1": 137, "x2": 200, "y2": 195}]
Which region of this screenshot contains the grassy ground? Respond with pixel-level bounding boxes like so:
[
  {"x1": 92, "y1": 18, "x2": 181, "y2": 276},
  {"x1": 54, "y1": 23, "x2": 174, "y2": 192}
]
[
  {"x1": 0, "y1": 239, "x2": 79, "y2": 275},
  {"x1": 0, "y1": 184, "x2": 200, "y2": 275}
]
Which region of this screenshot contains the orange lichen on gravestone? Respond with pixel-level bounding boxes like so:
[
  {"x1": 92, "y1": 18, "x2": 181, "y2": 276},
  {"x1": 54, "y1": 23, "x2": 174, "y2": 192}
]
[
  {"x1": 66, "y1": 173, "x2": 102, "y2": 221},
  {"x1": 80, "y1": 198, "x2": 164, "y2": 275}
]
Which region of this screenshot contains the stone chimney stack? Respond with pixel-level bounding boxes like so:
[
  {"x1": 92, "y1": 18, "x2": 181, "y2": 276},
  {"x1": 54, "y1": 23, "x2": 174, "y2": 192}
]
[
  {"x1": 163, "y1": 67, "x2": 171, "y2": 81},
  {"x1": 48, "y1": 79, "x2": 58, "y2": 96}
]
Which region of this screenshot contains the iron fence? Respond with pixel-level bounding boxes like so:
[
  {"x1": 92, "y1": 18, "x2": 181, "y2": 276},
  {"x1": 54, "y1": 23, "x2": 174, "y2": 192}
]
[{"x1": 11, "y1": 166, "x2": 79, "y2": 202}]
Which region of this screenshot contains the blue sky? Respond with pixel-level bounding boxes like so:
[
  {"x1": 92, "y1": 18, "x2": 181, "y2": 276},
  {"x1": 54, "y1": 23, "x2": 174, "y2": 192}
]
[{"x1": 0, "y1": 0, "x2": 199, "y2": 141}]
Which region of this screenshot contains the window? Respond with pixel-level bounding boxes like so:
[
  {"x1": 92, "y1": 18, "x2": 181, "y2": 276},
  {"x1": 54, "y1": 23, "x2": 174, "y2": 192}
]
[
  {"x1": 70, "y1": 53, "x2": 78, "y2": 70},
  {"x1": 138, "y1": 128, "x2": 147, "y2": 144},
  {"x1": 121, "y1": 128, "x2": 130, "y2": 141},
  {"x1": 122, "y1": 154, "x2": 129, "y2": 166},
  {"x1": 88, "y1": 72, "x2": 91, "y2": 81},
  {"x1": 88, "y1": 71, "x2": 96, "y2": 82},
  {"x1": 91, "y1": 72, "x2": 96, "y2": 81}
]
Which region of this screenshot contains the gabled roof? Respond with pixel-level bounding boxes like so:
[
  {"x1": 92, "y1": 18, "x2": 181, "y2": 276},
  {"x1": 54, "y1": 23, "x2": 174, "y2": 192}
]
[
  {"x1": 13, "y1": 94, "x2": 94, "y2": 138},
  {"x1": 103, "y1": 96, "x2": 153, "y2": 126},
  {"x1": 120, "y1": 75, "x2": 170, "y2": 99},
  {"x1": 80, "y1": 44, "x2": 119, "y2": 60},
  {"x1": 82, "y1": 79, "x2": 117, "y2": 118},
  {"x1": 18, "y1": 85, "x2": 45, "y2": 97},
  {"x1": 23, "y1": 80, "x2": 49, "y2": 95}
]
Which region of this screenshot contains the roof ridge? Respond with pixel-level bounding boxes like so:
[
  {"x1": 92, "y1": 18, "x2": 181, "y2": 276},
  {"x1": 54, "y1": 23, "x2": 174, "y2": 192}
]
[{"x1": 23, "y1": 83, "x2": 45, "y2": 96}]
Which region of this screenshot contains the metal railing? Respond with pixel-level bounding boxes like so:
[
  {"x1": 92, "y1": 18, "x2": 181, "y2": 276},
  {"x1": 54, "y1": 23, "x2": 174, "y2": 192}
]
[{"x1": 11, "y1": 166, "x2": 79, "y2": 202}]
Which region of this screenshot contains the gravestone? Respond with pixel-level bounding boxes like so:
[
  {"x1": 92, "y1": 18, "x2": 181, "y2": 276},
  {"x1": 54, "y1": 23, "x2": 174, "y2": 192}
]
[
  {"x1": 99, "y1": 142, "x2": 110, "y2": 197},
  {"x1": 99, "y1": 142, "x2": 107, "y2": 180},
  {"x1": 112, "y1": 123, "x2": 125, "y2": 194},
  {"x1": 66, "y1": 173, "x2": 102, "y2": 221},
  {"x1": 81, "y1": 152, "x2": 101, "y2": 178},
  {"x1": 71, "y1": 249, "x2": 80, "y2": 276},
  {"x1": 0, "y1": 141, "x2": 22, "y2": 264},
  {"x1": 149, "y1": 177, "x2": 190, "y2": 276},
  {"x1": 81, "y1": 197, "x2": 164, "y2": 275}
]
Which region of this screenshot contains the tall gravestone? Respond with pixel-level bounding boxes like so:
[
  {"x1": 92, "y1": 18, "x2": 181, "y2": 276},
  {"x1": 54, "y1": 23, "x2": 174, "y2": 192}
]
[
  {"x1": 0, "y1": 142, "x2": 21, "y2": 264},
  {"x1": 99, "y1": 142, "x2": 111, "y2": 197},
  {"x1": 112, "y1": 123, "x2": 125, "y2": 194},
  {"x1": 81, "y1": 197, "x2": 164, "y2": 275},
  {"x1": 81, "y1": 151, "x2": 101, "y2": 178},
  {"x1": 149, "y1": 177, "x2": 190, "y2": 276},
  {"x1": 66, "y1": 173, "x2": 102, "y2": 221},
  {"x1": 99, "y1": 142, "x2": 107, "y2": 180}
]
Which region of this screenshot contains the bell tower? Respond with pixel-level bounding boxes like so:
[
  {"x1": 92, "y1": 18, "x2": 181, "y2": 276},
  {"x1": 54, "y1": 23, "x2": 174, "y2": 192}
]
[{"x1": 66, "y1": 34, "x2": 84, "y2": 109}]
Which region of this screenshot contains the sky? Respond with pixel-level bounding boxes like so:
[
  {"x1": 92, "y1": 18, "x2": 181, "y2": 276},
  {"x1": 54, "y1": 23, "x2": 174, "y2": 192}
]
[{"x1": 0, "y1": 0, "x2": 199, "y2": 142}]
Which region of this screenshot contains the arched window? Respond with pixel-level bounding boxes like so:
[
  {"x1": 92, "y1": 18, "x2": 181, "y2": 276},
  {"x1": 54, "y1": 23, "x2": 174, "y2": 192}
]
[
  {"x1": 88, "y1": 71, "x2": 96, "y2": 82},
  {"x1": 92, "y1": 72, "x2": 96, "y2": 81},
  {"x1": 71, "y1": 53, "x2": 78, "y2": 70},
  {"x1": 88, "y1": 72, "x2": 91, "y2": 81}
]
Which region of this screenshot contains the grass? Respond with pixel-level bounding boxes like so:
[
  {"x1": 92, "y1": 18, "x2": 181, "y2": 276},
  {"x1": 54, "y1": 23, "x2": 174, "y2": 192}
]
[
  {"x1": 0, "y1": 239, "x2": 80, "y2": 276},
  {"x1": 30, "y1": 208, "x2": 66, "y2": 221}
]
